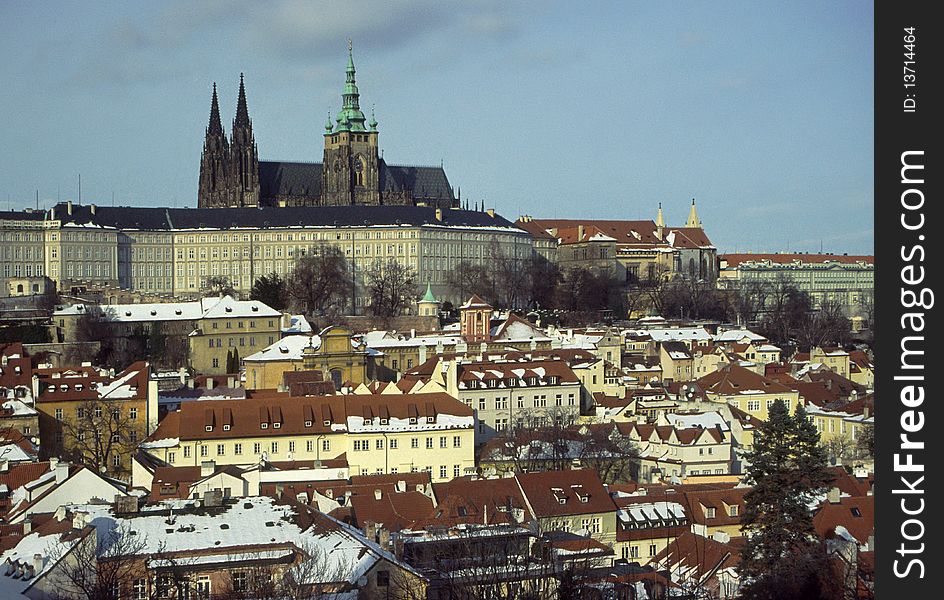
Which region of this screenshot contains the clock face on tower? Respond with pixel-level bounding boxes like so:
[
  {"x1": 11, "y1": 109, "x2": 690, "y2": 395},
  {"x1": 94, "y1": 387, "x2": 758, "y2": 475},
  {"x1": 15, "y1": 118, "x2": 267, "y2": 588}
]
[{"x1": 353, "y1": 157, "x2": 363, "y2": 173}]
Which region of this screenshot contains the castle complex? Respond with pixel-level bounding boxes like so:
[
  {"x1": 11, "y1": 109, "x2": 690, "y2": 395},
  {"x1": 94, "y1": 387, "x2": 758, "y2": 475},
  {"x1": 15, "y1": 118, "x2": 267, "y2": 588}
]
[{"x1": 197, "y1": 43, "x2": 457, "y2": 210}]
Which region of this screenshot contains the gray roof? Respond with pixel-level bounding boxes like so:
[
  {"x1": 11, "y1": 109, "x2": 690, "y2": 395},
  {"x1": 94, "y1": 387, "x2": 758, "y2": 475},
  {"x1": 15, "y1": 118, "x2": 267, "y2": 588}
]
[
  {"x1": 258, "y1": 159, "x2": 454, "y2": 202},
  {"x1": 49, "y1": 203, "x2": 521, "y2": 232}
]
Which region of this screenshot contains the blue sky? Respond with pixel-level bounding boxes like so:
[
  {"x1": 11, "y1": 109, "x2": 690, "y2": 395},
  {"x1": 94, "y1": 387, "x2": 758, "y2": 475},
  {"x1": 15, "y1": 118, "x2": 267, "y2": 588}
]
[{"x1": 0, "y1": 1, "x2": 873, "y2": 254}]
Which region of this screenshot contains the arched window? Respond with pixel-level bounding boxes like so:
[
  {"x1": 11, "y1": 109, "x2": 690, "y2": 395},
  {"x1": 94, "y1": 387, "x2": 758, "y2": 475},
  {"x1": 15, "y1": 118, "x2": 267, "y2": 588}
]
[
  {"x1": 689, "y1": 258, "x2": 696, "y2": 276},
  {"x1": 330, "y1": 369, "x2": 343, "y2": 390}
]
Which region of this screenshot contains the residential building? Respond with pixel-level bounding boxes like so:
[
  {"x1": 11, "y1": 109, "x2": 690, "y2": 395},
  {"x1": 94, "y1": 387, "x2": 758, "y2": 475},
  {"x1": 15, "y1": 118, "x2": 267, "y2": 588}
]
[
  {"x1": 140, "y1": 392, "x2": 475, "y2": 482},
  {"x1": 33, "y1": 362, "x2": 157, "y2": 478},
  {"x1": 515, "y1": 469, "x2": 619, "y2": 546},
  {"x1": 697, "y1": 363, "x2": 802, "y2": 421}
]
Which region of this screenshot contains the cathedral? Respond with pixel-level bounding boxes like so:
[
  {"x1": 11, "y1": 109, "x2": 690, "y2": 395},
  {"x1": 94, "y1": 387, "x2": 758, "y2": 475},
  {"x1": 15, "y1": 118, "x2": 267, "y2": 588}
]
[{"x1": 198, "y1": 44, "x2": 457, "y2": 209}]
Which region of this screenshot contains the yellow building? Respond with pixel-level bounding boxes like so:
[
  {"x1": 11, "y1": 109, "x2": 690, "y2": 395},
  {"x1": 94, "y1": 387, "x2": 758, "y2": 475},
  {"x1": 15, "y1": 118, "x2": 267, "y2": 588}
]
[
  {"x1": 2, "y1": 202, "x2": 535, "y2": 308},
  {"x1": 51, "y1": 295, "x2": 283, "y2": 375},
  {"x1": 34, "y1": 361, "x2": 158, "y2": 479},
  {"x1": 140, "y1": 392, "x2": 475, "y2": 482},
  {"x1": 697, "y1": 363, "x2": 802, "y2": 421},
  {"x1": 516, "y1": 469, "x2": 619, "y2": 546},
  {"x1": 243, "y1": 326, "x2": 369, "y2": 390}
]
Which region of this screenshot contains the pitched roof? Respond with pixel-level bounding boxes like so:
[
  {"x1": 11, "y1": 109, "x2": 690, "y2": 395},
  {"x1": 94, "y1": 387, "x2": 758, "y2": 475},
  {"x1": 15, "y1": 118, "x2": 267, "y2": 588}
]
[
  {"x1": 515, "y1": 469, "x2": 616, "y2": 519},
  {"x1": 696, "y1": 363, "x2": 793, "y2": 395}
]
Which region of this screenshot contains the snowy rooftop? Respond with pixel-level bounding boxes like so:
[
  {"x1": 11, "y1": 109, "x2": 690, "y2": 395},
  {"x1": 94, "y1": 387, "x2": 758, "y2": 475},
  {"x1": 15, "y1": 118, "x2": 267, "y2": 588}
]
[{"x1": 53, "y1": 295, "x2": 280, "y2": 323}]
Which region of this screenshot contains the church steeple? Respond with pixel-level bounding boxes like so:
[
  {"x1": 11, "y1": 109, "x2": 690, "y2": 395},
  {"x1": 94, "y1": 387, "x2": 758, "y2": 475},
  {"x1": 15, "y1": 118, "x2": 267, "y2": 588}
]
[
  {"x1": 234, "y1": 73, "x2": 250, "y2": 127},
  {"x1": 229, "y1": 73, "x2": 260, "y2": 206},
  {"x1": 656, "y1": 202, "x2": 665, "y2": 239},
  {"x1": 208, "y1": 83, "x2": 225, "y2": 137},
  {"x1": 198, "y1": 83, "x2": 232, "y2": 208},
  {"x1": 685, "y1": 198, "x2": 702, "y2": 228},
  {"x1": 334, "y1": 40, "x2": 367, "y2": 132}
]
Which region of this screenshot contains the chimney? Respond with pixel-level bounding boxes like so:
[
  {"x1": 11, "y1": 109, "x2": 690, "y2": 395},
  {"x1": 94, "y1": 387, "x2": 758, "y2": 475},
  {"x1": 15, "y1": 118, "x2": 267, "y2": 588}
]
[
  {"x1": 374, "y1": 489, "x2": 382, "y2": 501},
  {"x1": 395, "y1": 480, "x2": 407, "y2": 493},
  {"x1": 66, "y1": 201, "x2": 73, "y2": 216},
  {"x1": 32, "y1": 554, "x2": 43, "y2": 574},
  {"x1": 23, "y1": 519, "x2": 31, "y2": 534},
  {"x1": 49, "y1": 457, "x2": 58, "y2": 471},
  {"x1": 827, "y1": 486, "x2": 841, "y2": 504},
  {"x1": 89, "y1": 204, "x2": 96, "y2": 215},
  {"x1": 227, "y1": 376, "x2": 235, "y2": 388},
  {"x1": 55, "y1": 461, "x2": 69, "y2": 484},
  {"x1": 434, "y1": 208, "x2": 443, "y2": 222},
  {"x1": 201, "y1": 460, "x2": 216, "y2": 477},
  {"x1": 203, "y1": 489, "x2": 223, "y2": 507},
  {"x1": 206, "y1": 377, "x2": 214, "y2": 390},
  {"x1": 712, "y1": 531, "x2": 731, "y2": 544},
  {"x1": 578, "y1": 225, "x2": 584, "y2": 240}
]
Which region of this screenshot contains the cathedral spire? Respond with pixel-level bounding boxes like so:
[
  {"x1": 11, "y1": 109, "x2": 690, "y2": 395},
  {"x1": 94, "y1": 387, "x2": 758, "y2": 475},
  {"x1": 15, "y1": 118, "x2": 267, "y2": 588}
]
[
  {"x1": 655, "y1": 202, "x2": 665, "y2": 228},
  {"x1": 685, "y1": 198, "x2": 702, "y2": 228},
  {"x1": 208, "y1": 83, "x2": 224, "y2": 136},
  {"x1": 334, "y1": 39, "x2": 367, "y2": 132},
  {"x1": 234, "y1": 73, "x2": 250, "y2": 127}
]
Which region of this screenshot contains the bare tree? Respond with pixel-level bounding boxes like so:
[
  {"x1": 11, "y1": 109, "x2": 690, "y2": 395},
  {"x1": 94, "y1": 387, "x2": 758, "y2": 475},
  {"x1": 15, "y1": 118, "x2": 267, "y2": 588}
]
[
  {"x1": 447, "y1": 261, "x2": 496, "y2": 306},
  {"x1": 48, "y1": 521, "x2": 148, "y2": 600},
  {"x1": 203, "y1": 275, "x2": 235, "y2": 297},
  {"x1": 366, "y1": 259, "x2": 418, "y2": 318},
  {"x1": 288, "y1": 246, "x2": 352, "y2": 316},
  {"x1": 728, "y1": 280, "x2": 772, "y2": 326},
  {"x1": 58, "y1": 398, "x2": 140, "y2": 478}
]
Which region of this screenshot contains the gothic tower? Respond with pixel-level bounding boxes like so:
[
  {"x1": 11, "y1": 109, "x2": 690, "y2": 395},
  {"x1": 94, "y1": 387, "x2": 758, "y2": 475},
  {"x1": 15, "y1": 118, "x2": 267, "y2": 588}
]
[
  {"x1": 685, "y1": 198, "x2": 702, "y2": 228},
  {"x1": 197, "y1": 84, "x2": 231, "y2": 208},
  {"x1": 230, "y1": 74, "x2": 261, "y2": 207},
  {"x1": 322, "y1": 41, "x2": 381, "y2": 206}
]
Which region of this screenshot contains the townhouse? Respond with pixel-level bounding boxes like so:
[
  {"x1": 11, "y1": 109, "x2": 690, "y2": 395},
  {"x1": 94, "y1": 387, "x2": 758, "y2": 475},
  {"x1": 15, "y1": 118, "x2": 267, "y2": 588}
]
[
  {"x1": 697, "y1": 363, "x2": 802, "y2": 421},
  {"x1": 140, "y1": 392, "x2": 475, "y2": 482}
]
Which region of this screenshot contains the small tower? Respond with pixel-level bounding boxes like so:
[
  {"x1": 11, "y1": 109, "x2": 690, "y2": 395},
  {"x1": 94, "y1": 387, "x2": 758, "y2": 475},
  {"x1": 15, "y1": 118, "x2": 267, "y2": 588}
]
[
  {"x1": 417, "y1": 282, "x2": 440, "y2": 317},
  {"x1": 459, "y1": 295, "x2": 493, "y2": 343},
  {"x1": 655, "y1": 202, "x2": 666, "y2": 240},
  {"x1": 685, "y1": 198, "x2": 702, "y2": 228},
  {"x1": 302, "y1": 336, "x2": 318, "y2": 371}
]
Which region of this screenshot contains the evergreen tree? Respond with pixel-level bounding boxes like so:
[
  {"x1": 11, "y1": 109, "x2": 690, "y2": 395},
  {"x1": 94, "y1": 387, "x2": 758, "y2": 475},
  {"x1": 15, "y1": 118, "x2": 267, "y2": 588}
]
[
  {"x1": 739, "y1": 400, "x2": 833, "y2": 600},
  {"x1": 251, "y1": 272, "x2": 287, "y2": 311}
]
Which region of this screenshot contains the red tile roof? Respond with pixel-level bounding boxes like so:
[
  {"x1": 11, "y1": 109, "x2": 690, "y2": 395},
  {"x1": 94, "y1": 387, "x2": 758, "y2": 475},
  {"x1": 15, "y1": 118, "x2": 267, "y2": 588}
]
[{"x1": 515, "y1": 469, "x2": 616, "y2": 519}]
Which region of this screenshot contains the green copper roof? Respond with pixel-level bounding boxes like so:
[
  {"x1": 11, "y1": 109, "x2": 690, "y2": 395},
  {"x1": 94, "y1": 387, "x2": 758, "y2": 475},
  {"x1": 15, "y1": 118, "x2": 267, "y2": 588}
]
[
  {"x1": 420, "y1": 282, "x2": 437, "y2": 303},
  {"x1": 331, "y1": 40, "x2": 367, "y2": 133}
]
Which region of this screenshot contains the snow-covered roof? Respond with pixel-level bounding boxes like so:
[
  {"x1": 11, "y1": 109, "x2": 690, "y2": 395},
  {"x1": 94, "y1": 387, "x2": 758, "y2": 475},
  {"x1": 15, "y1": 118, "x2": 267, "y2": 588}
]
[
  {"x1": 632, "y1": 328, "x2": 712, "y2": 343},
  {"x1": 713, "y1": 329, "x2": 766, "y2": 343},
  {"x1": 244, "y1": 335, "x2": 320, "y2": 362},
  {"x1": 53, "y1": 295, "x2": 280, "y2": 323},
  {"x1": 1, "y1": 399, "x2": 37, "y2": 417}
]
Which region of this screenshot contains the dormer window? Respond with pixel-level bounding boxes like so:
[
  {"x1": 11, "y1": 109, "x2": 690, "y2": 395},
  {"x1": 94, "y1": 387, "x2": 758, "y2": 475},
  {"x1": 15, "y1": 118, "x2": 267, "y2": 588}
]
[
  {"x1": 261, "y1": 422, "x2": 269, "y2": 429},
  {"x1": 380, "y1": 418, "x2": 389, "y2": 425},
  {"x1": 426, "y1": 416, "x2": 435, "y2": 423},
  {"x1": 323, "y1": 420, "x2": 331, "y2": 427},
  {"x1": 409, "y1": 417, "x2": 417, "y2": 424},
  {"x1": 304, "y1": 420, "x2": 313, "y2": 427},
  {"x1": 251, "y1": 306, "x2": 259, "y2": 312},
  {"x1": 364, "y1": 418, "x2": 373, "y2": 426},
  {"x1": 273, "y1": 422, "x2": 281, "y2": 429},
  {"x1": 223, "y1": 424, "x2": 231, "y2": 431},
  {"x1": 558, "y1": 498, "x2": 566, "y2": 505},
  {"x1": 225, "y1": 306, "x2": 233, "y2": 313},
  {"x1": 205, "y1": 425, "x2": 213, "y2": 432}
]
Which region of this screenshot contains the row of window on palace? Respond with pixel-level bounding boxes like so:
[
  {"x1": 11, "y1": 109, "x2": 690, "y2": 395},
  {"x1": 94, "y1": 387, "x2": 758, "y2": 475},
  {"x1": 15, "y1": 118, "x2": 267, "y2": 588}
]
[
  {"x1": 464, "y1": 393, "x2": 577, "y2": 410},
  {"x1": 728, "y1": 398, "x2": 793, "y2": 412},
  {"x1": 165, "y1": 434, "x2": 463, "y2": 462}
]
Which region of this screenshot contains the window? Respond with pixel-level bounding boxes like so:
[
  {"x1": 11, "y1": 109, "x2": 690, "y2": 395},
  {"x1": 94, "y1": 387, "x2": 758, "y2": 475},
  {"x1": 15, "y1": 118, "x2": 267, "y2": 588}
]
[
  {"x1": 168, "y1": 452, "x2": 176, "y2": 463},
  {"x1": 234, "y1": 443, "x2": 243, "y2": 455},
  {"x1": 271, "y1": 441, "x2": 278, "y2": 454},
  {"x1": 113, "y1": 454, "x2": 121, "y2": 468},
  {"x1": 289, "y1": 441, "x2": 296, "y2": 453},
  {"x1": 390, "y1": 439, "x2": 398, "y2": 449},
  {"x1": 440, "y1": 465, "x2": 447, "y2": 479},
  {"x1": 133, "y1": 578, "x2": 147, "y2": 599},
  {"x1": 306, "y1": 440, "x2": 314, "y2": 452},
  {"x1": 426, "y1": 437, "x2": 433, "y2": 449},
  {"x1": 376, "y1": 439, "x2": 384, "y2": 450},
  {"x1": 376, "y1": 570, "x2": 390, "y2": 587},
  {"x1": 439, "y1": 436, "x2": 447, "y2": 448},
  {"x1": 322, "y1": 439, "x2": 331, "y2": 452},
  {"x1": 454, "y1": 465, "x2": 461, "y2": 478},
  {"x1": 183, "y1": 446, "x2": 191, "y2": 458},
  {"x1": 704, "y1": 507, "x2": 716, "y2": 519},
  {"x1": 729, "y1": 505, "x2": 739, "y2": 517},
  {"x1": 747, "y1": 400, "x2": 761, "y2": 412},
  {"x1": 232, "y1": 571, "x2": 248, "y2": 592},
  {"x1": 200, "y1": 445, "x2": 208, "y2": 458},
  {"x1": 130, "y1": 407, "x2": 138, "y2": 420},
  {"x1": 649, "y1": 544, "x2": 658, "y2": 557},
  {"x1": 254, "y1": 442, "x2": 262, "y2": 454},
  {"x1": 55, "y1": 408, "x2": 63, "y2": 420},
  {"x1": 411, "y1": 438, "x2": 419, "y2": 449}
]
